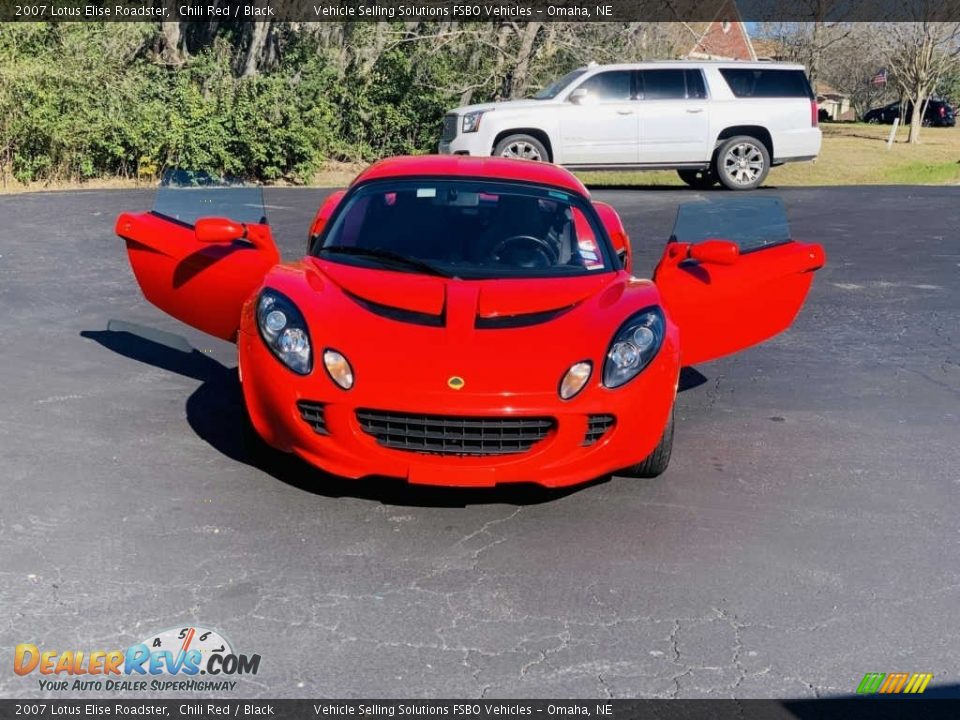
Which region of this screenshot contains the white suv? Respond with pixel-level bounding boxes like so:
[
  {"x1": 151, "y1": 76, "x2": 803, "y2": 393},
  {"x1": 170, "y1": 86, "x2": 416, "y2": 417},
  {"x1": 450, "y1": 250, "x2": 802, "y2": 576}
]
[{"x1": 439, "y1": 61, "x2": 821, "y2": 190}]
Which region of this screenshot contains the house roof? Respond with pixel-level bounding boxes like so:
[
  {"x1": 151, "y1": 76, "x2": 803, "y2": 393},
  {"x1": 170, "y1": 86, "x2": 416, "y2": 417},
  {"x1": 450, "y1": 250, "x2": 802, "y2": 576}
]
[
  {"x1": 815, "y1": 81, "x2": 846, "y2": 98},
  {"x1": 678, "y1": 1, "x2": 757, "y2": 61}
]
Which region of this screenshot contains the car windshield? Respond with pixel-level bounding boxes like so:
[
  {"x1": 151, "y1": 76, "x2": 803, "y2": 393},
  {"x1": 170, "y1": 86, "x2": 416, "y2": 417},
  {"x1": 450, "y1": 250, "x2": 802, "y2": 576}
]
[
  {"x1": 532, "y1": 69, "x2": 587, "y2": 99},
  {"x1": 314, "y1": 179, "x2": 614, "y2": 279}
]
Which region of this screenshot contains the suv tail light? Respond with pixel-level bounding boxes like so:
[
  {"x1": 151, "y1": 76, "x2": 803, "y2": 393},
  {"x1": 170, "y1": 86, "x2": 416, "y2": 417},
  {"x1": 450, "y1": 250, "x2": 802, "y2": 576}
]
[
  {"x1": 811, "y1": 99, "x2": 819, "y2": 127},
  {"x1": 940, "y1": 105, "x2": 946, "y2": 117}
]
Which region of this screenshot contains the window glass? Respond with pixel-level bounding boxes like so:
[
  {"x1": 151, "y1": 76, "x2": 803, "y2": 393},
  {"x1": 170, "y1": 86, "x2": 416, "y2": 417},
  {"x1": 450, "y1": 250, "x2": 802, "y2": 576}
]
[
  {"x1": 576, "y1": 71, "x2": 633, "y2": 102},
  {"x1": 685, "y1": 70, "x2": 707, "y2": 99},
  {"x1": 316, "y1": 180, "x2": 615, "y2": 279},
  {"x1": 533, "y1": 69, "x2": 587, "y2": 100},
  {"x1": 639, "y1": 70, "x2": 687, "y2": 100},
  {"x1": 671, "y1": 198, "x2": 791, "y2": 253},
  {"x1": 720, "y1": 69, "x2": 813, "y2": 99}
]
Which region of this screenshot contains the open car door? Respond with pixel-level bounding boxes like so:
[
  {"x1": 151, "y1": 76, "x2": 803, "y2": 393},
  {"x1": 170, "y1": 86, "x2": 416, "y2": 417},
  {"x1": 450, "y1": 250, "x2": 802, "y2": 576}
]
[
  {"x1": 115, "y1": 172, "x2": 280, "y2": 342},
  {"x1": 653, "y1": 197, "x2": 825, "y2": 366}
]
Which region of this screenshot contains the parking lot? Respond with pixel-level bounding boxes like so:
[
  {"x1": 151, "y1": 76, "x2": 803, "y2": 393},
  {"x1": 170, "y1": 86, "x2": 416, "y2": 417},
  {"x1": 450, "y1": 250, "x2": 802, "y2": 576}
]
[{"x1": 0, "y1": 184, "x2": 957, "y2": 698}]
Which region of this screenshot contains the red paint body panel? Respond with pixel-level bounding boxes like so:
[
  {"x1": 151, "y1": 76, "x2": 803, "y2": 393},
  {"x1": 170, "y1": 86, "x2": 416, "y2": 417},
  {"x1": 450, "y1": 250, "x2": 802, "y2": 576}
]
[
  {"x1": 654, "y1": 240, "x2": 825, "y2": 366},
  {"x1": 353, "y1": 155, "x2": 591, "y2": 197},
  {"x1": 115, "y1": 155, "x2": 825, "y2": 487},
  {"x1": 237, "y1": 268, "x2": 678, "y2": 487},
  {"x1": 314, "y1": 259, "x2": 447, "y2": 315},
  {"x1": 116, "y1": 212, "x2": 279, "y2": 341},
  {"x1": 592, "y1": 201, "x2": 633, "y2": 273}
]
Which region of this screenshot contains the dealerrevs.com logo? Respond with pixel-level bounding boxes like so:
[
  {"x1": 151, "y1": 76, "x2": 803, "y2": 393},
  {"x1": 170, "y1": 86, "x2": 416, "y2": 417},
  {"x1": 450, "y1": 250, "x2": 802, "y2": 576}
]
[{"x1": 14, "y1": 626, "x2": 261, "y2": 693}]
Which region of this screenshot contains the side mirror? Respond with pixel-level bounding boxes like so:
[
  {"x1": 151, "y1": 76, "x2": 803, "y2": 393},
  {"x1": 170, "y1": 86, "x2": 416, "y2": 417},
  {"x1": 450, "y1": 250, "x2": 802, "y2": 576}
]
[
  {"x1": 592, "y1": 201, "x2": 632, "y2": 273},
  {"x1": 308, "y1": 189, "x2": 347, "y2": 251},
  {"x1": 568, "y1": 88, "x2": 590, "y2": 105},
  {"x1": 195, "y1": 217, "x2": 245, "y2": 244},
  {"x1": 689, "y1": 239, "x2": 739, "y2": 265}
]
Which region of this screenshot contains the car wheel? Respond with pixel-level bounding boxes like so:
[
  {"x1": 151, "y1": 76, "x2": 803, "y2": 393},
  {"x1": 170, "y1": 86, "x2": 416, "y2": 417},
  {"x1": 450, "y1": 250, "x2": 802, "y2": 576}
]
[
  {"x1": 493, "y1": 134, "x2": 549, "y2": 162},
  {"x1": 620, "y1": 406, "x2": 674, "y2": 479},
  {"x1": 677, "y1": 168, "x2": 718, "y2": 189},
  {"x1": 921, "y1": 118, "x2": 932, "y2": 127},
  {"x1": 715, "y1": 135, "x2": 771, "y2": 191},
  {"x1": 865, "y1": 116, "x2": 880, "y2": 124}
]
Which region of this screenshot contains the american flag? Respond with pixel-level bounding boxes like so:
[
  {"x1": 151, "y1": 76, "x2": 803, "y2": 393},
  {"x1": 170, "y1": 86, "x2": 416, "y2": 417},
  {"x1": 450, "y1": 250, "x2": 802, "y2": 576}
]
[{"x1": 871, "y1": 68, "x2": 887, "y2": 86}]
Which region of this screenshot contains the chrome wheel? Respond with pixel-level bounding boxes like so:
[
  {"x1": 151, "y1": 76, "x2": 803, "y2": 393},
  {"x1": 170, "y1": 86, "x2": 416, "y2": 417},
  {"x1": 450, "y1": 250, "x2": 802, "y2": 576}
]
[
  {"x1": 500, "y1": 140, "x2": 543, "y2": 161},
  {"x1": 722, "y1": 142, "x2": 765, "y2": 186}
]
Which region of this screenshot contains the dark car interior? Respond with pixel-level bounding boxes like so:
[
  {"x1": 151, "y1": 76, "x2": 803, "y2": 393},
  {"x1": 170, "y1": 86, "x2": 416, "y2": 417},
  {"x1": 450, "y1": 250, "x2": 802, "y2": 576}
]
[{"x1": 322, "y1": 186, "x2": 607, "y2": 274}]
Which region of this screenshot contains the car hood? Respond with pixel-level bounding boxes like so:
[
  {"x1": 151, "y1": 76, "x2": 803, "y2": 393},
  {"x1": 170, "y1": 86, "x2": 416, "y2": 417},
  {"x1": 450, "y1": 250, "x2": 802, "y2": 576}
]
[
  {"x1": 313, "y1": 258, "x2": 613, "y2": 318},
  {"x1": 448, "y1": 98, "x2": 556, "y2": 116},
  {"x1": 256, "y1": 260, "x2": 660, "y2": 400}
]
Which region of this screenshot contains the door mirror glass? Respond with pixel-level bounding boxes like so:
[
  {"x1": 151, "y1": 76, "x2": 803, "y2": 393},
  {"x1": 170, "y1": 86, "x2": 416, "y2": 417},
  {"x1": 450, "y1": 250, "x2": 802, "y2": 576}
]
[
  {"x1": 195, "y1": 217, "x2": 246, "y2": 244},
  {"x1": 689, "y1": 239, "x2": 739, "y2": 265}
]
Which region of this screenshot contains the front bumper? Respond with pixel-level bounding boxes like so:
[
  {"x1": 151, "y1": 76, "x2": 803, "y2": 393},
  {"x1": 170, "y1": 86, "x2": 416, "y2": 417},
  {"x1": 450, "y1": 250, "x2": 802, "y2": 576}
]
[
  {"x1": 238, "y1": 332, "x2": 679, "y2": 488},
  {"x1": 438, "y1": 132, "x2": 489, "y2": 157}
]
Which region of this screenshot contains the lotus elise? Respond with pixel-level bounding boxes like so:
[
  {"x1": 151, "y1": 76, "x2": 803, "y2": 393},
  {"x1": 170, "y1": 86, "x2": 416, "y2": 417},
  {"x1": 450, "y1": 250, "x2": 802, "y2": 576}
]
[{"x1": 115, "y1": 157, "x2": 825, "y2": 487}]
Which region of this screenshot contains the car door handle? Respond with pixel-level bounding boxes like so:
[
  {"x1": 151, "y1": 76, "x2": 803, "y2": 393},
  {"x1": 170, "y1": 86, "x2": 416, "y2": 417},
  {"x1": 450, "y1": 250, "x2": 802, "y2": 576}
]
[
  {"x1": 686, "y1": 108, "x2": 704, "y2": 114},
  {"x1": 616, "y1": 109, "x2": 635, "y2": 115}
]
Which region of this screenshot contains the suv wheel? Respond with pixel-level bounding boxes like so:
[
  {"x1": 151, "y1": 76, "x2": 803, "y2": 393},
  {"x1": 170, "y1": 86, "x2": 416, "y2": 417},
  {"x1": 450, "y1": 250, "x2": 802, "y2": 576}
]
[
  {"x1": 677, "y1": 168, "x2": 717, "y2": 189},
  {"x1": 493, "y1": 134, "x2": 548, "y2": 162},
  {"x1": 715, "y1": 135, "x2": 770, "y2": 191}
]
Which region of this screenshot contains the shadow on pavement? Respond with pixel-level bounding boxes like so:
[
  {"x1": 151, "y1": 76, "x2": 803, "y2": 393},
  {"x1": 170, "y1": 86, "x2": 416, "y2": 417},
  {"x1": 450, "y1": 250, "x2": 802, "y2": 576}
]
[{"x1": 83, "y1": 323, "x2": 635, "y2": 508}]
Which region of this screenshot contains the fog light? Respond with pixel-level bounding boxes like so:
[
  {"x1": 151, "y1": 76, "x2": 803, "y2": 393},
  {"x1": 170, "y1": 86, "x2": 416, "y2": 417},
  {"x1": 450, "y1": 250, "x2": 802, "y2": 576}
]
[
  {"x1": 323, "y1": 349, "x2": 354, "y2": 390},
  {"x1": 559, "y1": 361, "x2": 592, "y2": 400}
]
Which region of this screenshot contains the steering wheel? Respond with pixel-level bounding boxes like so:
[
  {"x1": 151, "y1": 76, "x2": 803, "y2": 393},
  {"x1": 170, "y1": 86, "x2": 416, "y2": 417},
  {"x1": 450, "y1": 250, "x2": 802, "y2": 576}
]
[{"x1": 490, "y1": 235, "x2": 558, "y2": 268}]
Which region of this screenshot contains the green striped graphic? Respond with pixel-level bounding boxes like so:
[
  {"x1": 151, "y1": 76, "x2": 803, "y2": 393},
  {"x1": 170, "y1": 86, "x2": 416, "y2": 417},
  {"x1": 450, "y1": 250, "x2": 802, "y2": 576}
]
[{"x1": 857, "y1": 673, "x2": 886, "y2": 694}]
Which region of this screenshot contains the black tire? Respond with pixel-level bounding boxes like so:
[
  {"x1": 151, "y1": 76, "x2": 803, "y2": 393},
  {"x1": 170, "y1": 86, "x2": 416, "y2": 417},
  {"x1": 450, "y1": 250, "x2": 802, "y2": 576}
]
[
  {"x1": 714, "y1": 135, "x2": 771, "y2": 191},
  {"x1": 493, "y1": 134, "x2": 549, "y2": 162},
  {"x1": 677, "y1": 168, "x2": 718, "y2": 189},
  {"x1": 620, "y1": 406, "x2": 674, "y2": 478}
]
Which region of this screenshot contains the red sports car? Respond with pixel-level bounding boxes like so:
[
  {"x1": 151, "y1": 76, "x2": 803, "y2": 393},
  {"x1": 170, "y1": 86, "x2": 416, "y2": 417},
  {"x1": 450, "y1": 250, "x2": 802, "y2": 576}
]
[{"x1": 115, "y1": 156, "x2": 824, "y2": 488}]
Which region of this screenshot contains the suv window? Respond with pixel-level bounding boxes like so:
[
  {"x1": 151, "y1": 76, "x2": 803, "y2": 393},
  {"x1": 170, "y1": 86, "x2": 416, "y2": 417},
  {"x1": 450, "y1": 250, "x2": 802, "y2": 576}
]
[
  {"x1": 720, "y1": 68, "x2": 814, "y2": 98},
  {"x1": 638, "y1": 70, "x2": 687, "y2": 100},
  {"x1": 576, "y1": 71, "x2": 633, "y2": 102},
  {"x1": 685, "y1": 70, "x2": 707, "y2": 99}
]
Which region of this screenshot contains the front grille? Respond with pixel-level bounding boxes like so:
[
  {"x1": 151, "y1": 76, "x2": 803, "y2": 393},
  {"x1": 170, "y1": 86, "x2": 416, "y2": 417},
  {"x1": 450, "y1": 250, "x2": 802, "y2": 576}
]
[
  {"x1": 583, "y1": 414, "x2": 615, "y2": 446},
  {"x1": 441, "y1": 114, "x2": 458, "y2": 142},
  {"x1": 357, "y1": 409, "x2": 554, "y2": 456},
  {"x1": 297, "y1": 400, "x2": 328, "y2": 435}
]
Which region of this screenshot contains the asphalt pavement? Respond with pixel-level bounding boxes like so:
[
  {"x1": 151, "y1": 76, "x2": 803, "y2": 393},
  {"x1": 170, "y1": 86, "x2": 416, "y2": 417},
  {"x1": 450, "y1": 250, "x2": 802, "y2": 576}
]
[{"x1": 0, "y1": 183, "x2": 958, "y2": 699}]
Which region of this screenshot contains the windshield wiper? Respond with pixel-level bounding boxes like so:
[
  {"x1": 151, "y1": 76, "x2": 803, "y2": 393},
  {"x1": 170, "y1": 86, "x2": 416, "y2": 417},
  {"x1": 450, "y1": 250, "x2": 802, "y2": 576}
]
[{"x1": 319, "y1": 246, "x2": 451, "y2": 277}]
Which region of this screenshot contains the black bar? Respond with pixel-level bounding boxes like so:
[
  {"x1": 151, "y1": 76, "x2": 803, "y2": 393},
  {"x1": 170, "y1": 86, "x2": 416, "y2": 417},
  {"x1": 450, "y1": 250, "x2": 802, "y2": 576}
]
[
  {"x1": 2, "y1": 0, "x2": 960, "y2": 22},
  {"x1": 2, "y1": 700, "x2": 960, "y2": 720}
]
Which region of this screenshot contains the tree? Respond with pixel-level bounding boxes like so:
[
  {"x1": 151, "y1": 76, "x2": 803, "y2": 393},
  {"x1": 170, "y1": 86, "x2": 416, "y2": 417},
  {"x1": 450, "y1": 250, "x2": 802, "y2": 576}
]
[
  {"x1": 818, "y1": 24, "x2": 894, "y2": 119},
  {"x1": 880, "y1": 22, "x2": 960, "y2": 143}
]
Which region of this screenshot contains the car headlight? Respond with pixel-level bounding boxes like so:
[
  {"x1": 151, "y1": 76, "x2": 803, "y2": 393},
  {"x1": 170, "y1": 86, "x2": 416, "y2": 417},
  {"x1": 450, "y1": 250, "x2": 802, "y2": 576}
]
[
  {"x1": 461, "y1": 110, "x2": 488, "y2": 133},
  {"x1": 256, "y1": 289, "x2": 312, "y2": 375},
  {"x1": 559, "y1": 361, "x2": 592, "y2": 400},
  {"x1": 603, "y1": 307, "x2": 665, "y2": 388},
  {"x1": 323, "y1": 349, "x2": 354, "y2": 390}
]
